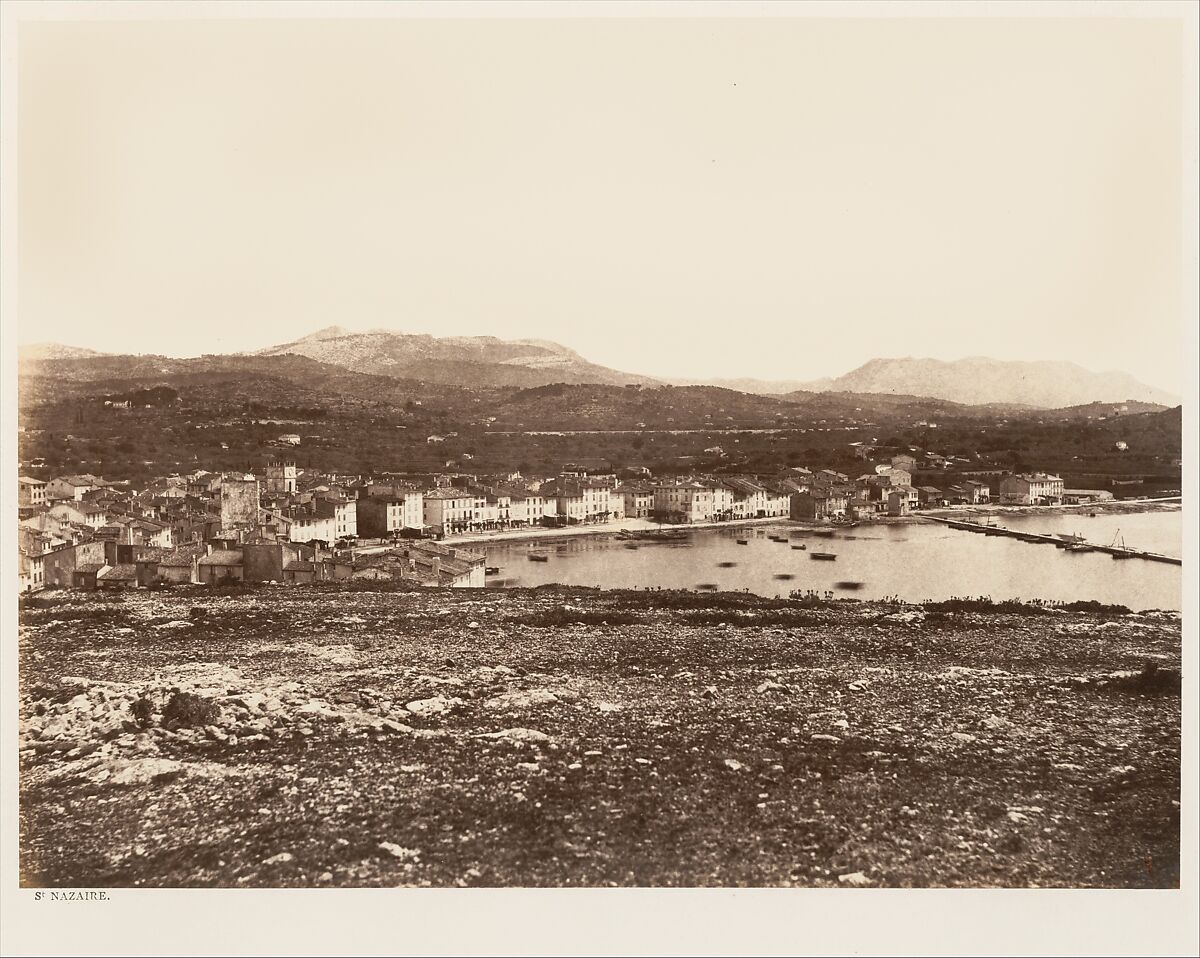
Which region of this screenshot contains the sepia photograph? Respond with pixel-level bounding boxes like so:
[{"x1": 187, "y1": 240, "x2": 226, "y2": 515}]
[{"x1": 1, "y1": 1, "x2": 1196, "y2": 955}]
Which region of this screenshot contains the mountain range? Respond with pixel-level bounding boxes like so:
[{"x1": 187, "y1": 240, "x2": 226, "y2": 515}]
[
  {"x1": 20, "y1": 328, "x2": 1179, "y2": 409},
  {"x1": 250, "y1": 326, "x2": 656, "y2": 388}
]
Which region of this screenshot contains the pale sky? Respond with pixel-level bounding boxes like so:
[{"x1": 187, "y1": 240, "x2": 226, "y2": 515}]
[{"x1": 17, "y1": 14, "x2": 1187, "y2": 391}]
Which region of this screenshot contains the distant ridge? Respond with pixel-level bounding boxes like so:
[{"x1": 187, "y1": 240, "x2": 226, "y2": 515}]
[
  {"x1": 778, "y1": 356, "x2": 1178, "y2": 409},
  {"x1": 18, "y1": 334, "x2": 1177, "y2": 409},
  {"x1": 250, "y1": 327, "x2": 658, "y2": 388},
  {"x1": 19, "y1": 342, "x2": 107, "y2": 361}
]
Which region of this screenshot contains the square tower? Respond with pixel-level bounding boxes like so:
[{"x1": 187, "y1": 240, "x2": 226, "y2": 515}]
[{"x1": 265, "y1": 460, "x2": 298, "y2": 495}]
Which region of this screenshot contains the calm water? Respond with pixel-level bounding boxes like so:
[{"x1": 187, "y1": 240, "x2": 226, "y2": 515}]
[{"x1": 484, "y1": 507, "x2": 1182, "y2": 610}]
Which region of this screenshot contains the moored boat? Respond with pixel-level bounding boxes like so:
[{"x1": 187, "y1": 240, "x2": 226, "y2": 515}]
[
  {"x1": 811, "y1": 552, "x2": 837, "y2": 561},
  {"x1": 1109, "y1": 530, "x2": 1135, "y2": 559}
]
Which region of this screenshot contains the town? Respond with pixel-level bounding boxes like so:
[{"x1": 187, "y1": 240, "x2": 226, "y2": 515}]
[{"x1": 19, "y1": 441, "x2": 1135, "y2": 594}]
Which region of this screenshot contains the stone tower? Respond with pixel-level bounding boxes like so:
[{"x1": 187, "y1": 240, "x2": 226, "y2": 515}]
[
  {"x1": 220, "y1": 477, "x2": 261, "y2": 531},
  {"x1": 265, "y1": 459, "x2": 297, "y2": 495}
]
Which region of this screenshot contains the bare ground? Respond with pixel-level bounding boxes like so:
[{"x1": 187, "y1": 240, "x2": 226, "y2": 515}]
[{"x1": 18, "y1": 585, "x2": 1181, "y2": 888}]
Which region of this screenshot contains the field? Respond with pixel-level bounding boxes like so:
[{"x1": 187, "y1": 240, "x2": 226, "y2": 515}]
[{"x1": 18, "y1": 585, "x2": 1180, "y2": 888}]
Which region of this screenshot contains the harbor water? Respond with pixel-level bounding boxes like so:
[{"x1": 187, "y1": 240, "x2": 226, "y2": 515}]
[{"x1": 484, "y1": 506, "x2": 1182, "y2": 610}]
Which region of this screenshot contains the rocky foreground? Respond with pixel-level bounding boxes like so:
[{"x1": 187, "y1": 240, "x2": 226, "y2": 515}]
[{"x1": 18, "y1": 585, "x2": 1181, "y2": 888}]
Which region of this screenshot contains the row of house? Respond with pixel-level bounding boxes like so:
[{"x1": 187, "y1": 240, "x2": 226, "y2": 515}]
[
  {"x1": 19, "y1": 534, "x2": 484, "y2": 593},
  {"x1": 16, "y1": 457, "x2": 1075, "y2": 593}
]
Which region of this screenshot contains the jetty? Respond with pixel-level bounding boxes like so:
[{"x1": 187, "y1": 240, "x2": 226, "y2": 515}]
[{"x1": 921, "y1": 516, "x2": 1181, "y2": 565}]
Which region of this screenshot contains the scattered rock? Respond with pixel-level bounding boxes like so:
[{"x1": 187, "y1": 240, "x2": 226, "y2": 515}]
[
  {"x1": 838, "y1": 871, "x2": 871, "y2": 887},
  {"x1": 476, "y1": 728, "x2": 551, "y2": 745},
  {"x1": 263, "y1": 852, "x2": 294, "y2": 865},
  {"x1": 378, "y1": 843, "x2": 421, "y2": 862},
  {"x1": 108, "y1": 758, "x2": 184, "y2": 786},
  {"x1": 485, "y1": 689, "x2": 559, "y2": 710},
  {"x1": 405, "y1": 696, "x2": 464, "y2": 718}
]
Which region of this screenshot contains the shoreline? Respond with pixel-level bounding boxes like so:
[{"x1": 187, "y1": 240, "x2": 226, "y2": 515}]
[
  {"x1": 921, "y1": 497, "x2": 1181, "y2": 520},
  {"x1": 439, "y1": 515, "x2": 791, "y2": 549},
  {"x1": 432, "y1": 498, "x2": 1180, "y2": 550}
]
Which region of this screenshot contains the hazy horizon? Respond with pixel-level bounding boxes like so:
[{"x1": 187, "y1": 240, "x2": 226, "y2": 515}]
[
  {"x1": 19, "y1": 16, "x2": 1186, "y2": 393},
  {"x1": 19, "y1": 320, "x2": 1184, "y2": 397}
]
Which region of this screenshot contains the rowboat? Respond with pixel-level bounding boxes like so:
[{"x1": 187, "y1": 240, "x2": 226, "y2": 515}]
[
  {"x1": 528, "y1": 554, "x2": 549, "y2": 562},
  {"x1": 811, "y1": 552, "x2": 837, "y2": 561},
  {"x1": 736, "y1": 539, "x2": 749, "y2": 545},
  {"x1": 792, "y1": 544, "x2": 807, "y2": 550}
]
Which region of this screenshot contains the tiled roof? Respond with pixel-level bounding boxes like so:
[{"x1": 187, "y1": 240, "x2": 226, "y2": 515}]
[
  {"x1": 97, "y1": 563, "x2": 138, "y2": 581},
  {"x1": 198, "y1": 550, "x2": 244, "y2": 566}
]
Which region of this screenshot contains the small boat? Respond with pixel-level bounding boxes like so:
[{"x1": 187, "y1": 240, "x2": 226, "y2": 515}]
[
  {"x1": 716, "y1": 561, "x2": 737, "y2": 568},
  {"x1": 1109, "y1": 531, "x2": 1135, "y2": 560},
  {"x1": 485, "y1": 566, "x2": 501, "y2": 575},
  {"x1": 792, "y1": 544, "x2": 807, "y2": 550},
  {"x1": 814, "y1": 530, "x2": 835, "y2": 538},
  {"x1": 774, "y1": 573, "x2": 795, "y2": 581},
  {"x1": 623, "y1": 543, "x2": 640, "y2": 550},
  {"x1": 1056, "y1": 533, "x2": 1087, "y2": 544},
  {"x1": 621, "y1": 528, "x2": 688, "y2": 542},
  {"x1": 834, "y1": 581, "x2": 864, "y2": 590},
  {"x1": 736, "y1": 539, "x2": 749, "y2": 545},
  {"x1": 528, "y1": 554, "x2": 549, "y2": 562},
  {"x1": 696, "y1": 583, "x2": 719, "y2": 591},
  {"x1": 811, "y1": 552, "x2": 837, "y2": 561},
  {"x1": 1065, "y1": 543, "x2": 1093, "y2": 553}
]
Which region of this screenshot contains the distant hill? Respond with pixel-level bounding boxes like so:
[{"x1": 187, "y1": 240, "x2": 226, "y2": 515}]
[
  {"x1": 1042, "y1": 400, "x2": 1170, "y2": 420},
  {"x1": 786, "y1": 357, "x2": 1178, "y2": 408},
  {"x1": 665, "y1": 376, "x2": 833, "y2": 395},
  {"x1": 490, "y1": 383, "x2": 802, "y2": 430},
  {"x1": 252, "y1": 326, "x2": 658, "y2": 388},
  {"x1": 19, "y1": 337, "x2": 1179, "y2": 411},
  {"x1": 19, "y1": 342, "x2": 107, "y2": 361},
  {"x1": 779, "y1": 389, "x2": 1026, "y2": 420},
  {"x1": 17, "y1": 352, "x2": 496, "y2": 414}
]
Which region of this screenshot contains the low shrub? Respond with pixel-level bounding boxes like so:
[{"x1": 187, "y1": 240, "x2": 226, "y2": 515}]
[
  {"x1": 1102, "y1": 662, "x2": 1181, "y2": 697},
  {"x1": 161, "y1": 692, "x2": 220, "y2": 728},
  {"x1": 130, "y1": 697, "x2": 155, "y2": 728}
]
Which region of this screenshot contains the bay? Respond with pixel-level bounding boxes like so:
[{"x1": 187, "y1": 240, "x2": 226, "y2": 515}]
[{"x1": 483, "y1": 506, "x2": 1182, "y2": 610}]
